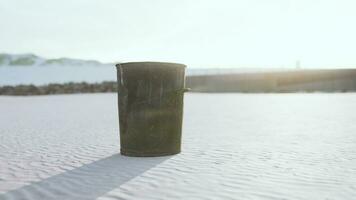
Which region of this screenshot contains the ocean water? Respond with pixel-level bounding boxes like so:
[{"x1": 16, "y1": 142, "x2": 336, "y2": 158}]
[
  {"x1": 0, "y1": 66, "x2": 287, "y2": 86},
  {"x1": 0, "y1": 93, "x2": 355, "y2": 200},
  {"x1": 0, "y1": 66, "x2": 116, "y2": 86}
]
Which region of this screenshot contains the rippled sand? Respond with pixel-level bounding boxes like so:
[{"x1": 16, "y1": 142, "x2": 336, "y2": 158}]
[{"x1": 0, "y1": 93, "x2": 355, "y2": 200}]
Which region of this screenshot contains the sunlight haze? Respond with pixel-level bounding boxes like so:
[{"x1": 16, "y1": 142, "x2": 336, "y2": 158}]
[{"x1": 1, "y1": 0, "x2": 356, "y2": 68}]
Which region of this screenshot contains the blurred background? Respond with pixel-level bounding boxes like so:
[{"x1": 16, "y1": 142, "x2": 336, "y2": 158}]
[{"x1": 1, "y1": 0, "x2": 356, "y2": 94}]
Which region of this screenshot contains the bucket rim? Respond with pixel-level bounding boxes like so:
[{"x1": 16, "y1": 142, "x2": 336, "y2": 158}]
[{"x1": 115, "y1": 62, "x2": 186, "y2": 69}]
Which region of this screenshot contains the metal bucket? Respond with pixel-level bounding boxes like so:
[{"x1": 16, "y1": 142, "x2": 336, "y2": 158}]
[{"x1": 116, "y1": 62, "x2": 188, "y2": 157}]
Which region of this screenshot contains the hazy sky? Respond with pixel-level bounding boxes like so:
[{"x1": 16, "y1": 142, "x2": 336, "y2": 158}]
[{"x1": 1, "y1": 0, "x2": 356, "y2": 68}]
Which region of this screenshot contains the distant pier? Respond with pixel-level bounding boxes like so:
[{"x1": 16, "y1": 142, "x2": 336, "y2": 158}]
[{"x1": 186, "y1": 69, "x2": 356, "y2": 93}]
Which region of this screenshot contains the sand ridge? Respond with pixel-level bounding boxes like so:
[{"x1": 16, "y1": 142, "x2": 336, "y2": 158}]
[{"x1": 0, "y1": 93, "x2": 356, "y2": 200}]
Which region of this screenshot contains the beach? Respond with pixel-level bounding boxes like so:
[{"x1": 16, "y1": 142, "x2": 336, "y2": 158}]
[{"x1": 0, "y1": 93, "x2": 355, "y2": 200}]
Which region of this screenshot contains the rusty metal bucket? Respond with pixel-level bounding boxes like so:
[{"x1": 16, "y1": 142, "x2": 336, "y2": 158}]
[{"x1": 116, "y1": 62, "x2": 188, "y2": 157}]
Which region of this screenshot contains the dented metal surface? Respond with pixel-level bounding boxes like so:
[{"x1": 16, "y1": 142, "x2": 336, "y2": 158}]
[{"x1": 116, "y1": 62, "x2": 187, "y2": 157}]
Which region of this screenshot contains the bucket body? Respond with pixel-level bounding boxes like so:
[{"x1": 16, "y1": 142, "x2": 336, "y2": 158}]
[{"x1": 116, "y1": 62, "x2": 187, "y2": 157}]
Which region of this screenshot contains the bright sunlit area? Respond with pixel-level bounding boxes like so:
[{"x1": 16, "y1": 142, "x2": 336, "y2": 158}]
[
  {"x1": 1, "y1": 1, "x2": 356, "y2": 200},
  {"x1": 2, "y1": 0, "x2": 356, "y2": 67}
]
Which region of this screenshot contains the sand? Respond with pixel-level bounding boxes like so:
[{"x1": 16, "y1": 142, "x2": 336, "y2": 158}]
[{"x1": 0, "y1": 93, "x2": 355, "y2": 200}]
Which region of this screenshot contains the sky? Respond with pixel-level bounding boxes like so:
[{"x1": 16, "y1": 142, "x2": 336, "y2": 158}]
[{"x1": 1, "y1": 0, "x2": 356, "y2": 68}]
